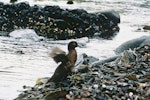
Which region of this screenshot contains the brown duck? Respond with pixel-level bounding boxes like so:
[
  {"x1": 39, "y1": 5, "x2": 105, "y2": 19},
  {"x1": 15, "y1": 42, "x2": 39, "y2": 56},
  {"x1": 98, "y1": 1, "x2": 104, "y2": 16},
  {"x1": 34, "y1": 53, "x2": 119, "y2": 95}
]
[{"x1": 47, "y1": 41, "x2": 78, "y2": 82}]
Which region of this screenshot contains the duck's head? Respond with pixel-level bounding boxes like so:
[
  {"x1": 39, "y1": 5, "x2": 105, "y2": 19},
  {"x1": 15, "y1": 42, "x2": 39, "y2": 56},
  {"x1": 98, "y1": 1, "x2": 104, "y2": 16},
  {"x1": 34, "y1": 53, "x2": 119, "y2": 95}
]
[{"x1": 68, "y1": 41, "x2": 78, "y2": 50}]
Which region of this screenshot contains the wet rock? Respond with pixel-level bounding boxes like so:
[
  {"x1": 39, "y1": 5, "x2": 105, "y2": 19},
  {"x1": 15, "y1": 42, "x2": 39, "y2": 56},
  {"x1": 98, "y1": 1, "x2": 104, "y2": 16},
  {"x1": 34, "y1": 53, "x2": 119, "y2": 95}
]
[
  {"x1": 67, "y1": 0, "x2": 74, "y2": 4},
  {"x1": 15, "y1": 50, "x2": 24, "y2": 54},
  {"x1": 82, "y1": 53, "x2": 99, "y2": 65},
  {"x1": 0, "y1": 31, "x2": 9, "y2": 36},
  {"x1": 15, "y1": 45, "x2": 150, "y2": 100},
  {"x1": 115, "y1": 50, "x2": 137, "y2": 66},
  {"x1": 100, "y1": 10, "x2": 120, "y2": 24},
  {"x1": 0, "y1": 2, "x2": 120, "y2": 40},
  {"x1": 91, "y1": 55, "x2": 118, "y2": 67},
  {"x1": 92, "y1": 36, "x2": 150, "y2": 67},
  {"x1": 143, "y1": 25, "x2": 150, "y2": 30},
  {"x1": 10, "y1": 0, "x2": 17, "y2": 3},
  {"x1": 115, "y1": 36, "x2": 150, "y2": 54},
  {"x1": 45, "y1": 90, "x2": 67, "y2": 100}
]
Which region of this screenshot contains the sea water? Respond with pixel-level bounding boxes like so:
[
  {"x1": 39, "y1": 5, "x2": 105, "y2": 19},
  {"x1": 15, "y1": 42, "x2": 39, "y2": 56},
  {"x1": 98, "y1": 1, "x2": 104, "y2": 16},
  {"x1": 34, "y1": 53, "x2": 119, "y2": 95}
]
[{"x1": 0, "y1": 0, "x2": 150, "y2": 99}]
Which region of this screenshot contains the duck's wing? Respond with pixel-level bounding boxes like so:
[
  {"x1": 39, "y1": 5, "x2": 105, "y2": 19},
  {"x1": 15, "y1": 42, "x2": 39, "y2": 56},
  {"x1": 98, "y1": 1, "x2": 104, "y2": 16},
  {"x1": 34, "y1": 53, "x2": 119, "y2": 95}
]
[{"x1": 49, "y1": 47, "x2": 68, "y2": 63}]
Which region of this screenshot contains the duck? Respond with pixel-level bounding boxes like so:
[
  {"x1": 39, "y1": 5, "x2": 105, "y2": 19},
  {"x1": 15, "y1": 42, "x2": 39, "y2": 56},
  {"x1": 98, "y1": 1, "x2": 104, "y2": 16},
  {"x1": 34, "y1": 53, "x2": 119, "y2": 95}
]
[{"x1": 47, "y1": 41, "x2": 78, "y2": 82}]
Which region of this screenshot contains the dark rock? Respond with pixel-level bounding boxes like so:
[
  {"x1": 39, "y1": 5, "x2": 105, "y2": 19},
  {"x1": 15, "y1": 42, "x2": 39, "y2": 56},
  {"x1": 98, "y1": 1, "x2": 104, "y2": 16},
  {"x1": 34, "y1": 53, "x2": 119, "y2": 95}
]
[
  {"x1": 15, "y1": 2, "x2": 30, "y2": 11},
  {"x1": 0, "y1": 17, "x2": 7, "y2": 24},
  {"x1": 100, "y1": 10, "x2": 120, "y2": 24},
  {"x1": 143, "y1": 25, "x2": 150, "y2": 30},
  {"x1": 29, "y1": 5, "x2": 39, "y2": 13},
  {"x1": 0, "y1": 2, "x2": 120, "y2": 40},
  {"x1": 0, "y1": 31, "x2": 9, "y2": 36},
  {"x1": 15, "y1": 45, "x2": 150, "y2": 100},
  {"x1": 0, "y1": 2, "x2": 4, "y2": 8},
  {"x1": 71, "y1": 9, "x2": 88, "y2": 15},
  {"x1": 67, "y1": 0, "x2": 74, "y2": 4},
  {"x1": 82, "y1": 53, "x2": 99, "y2": 65},
  {"x1": 54, "y1": 19, "x2": 68, "y2": 29},
  {"x1": 10, "y1": 0, "x2": 17, "y2": 3}
]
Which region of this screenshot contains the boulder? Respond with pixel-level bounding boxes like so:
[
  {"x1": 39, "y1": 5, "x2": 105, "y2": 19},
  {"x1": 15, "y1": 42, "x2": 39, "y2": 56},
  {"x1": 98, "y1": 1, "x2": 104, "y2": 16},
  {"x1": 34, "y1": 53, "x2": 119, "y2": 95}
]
[
  {"x1": 10, "y1": 0, "x2": 17, "y2": 3},
  {"x1": 115, "y1": 36, "x2": 150, "y2": 54},
  {"x1": 92, "y1": 36, "x2": 150, "y2": 67},
  {"x1": 100, "y1": 10, "x2": 120, "y2": 24},
  {"x1": 0, "y1": 2, "x2": 120, "y2": 40}
]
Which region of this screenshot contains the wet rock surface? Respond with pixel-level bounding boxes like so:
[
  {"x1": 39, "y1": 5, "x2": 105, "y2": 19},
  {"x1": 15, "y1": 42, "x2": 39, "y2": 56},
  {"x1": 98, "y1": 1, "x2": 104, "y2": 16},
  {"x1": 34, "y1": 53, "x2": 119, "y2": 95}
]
[
  {"x1": 15, "y1": 45, "x2": 150, "y2": 100},
  {"x1": 115, "y1": 36, "x2": 150, "y2": 54},
  {"x1": 143, "y1": 25, "x2": 150, "y2": 30},
  {"x1": 0, "y1": 2, "x2": 120, "y2": 40}
]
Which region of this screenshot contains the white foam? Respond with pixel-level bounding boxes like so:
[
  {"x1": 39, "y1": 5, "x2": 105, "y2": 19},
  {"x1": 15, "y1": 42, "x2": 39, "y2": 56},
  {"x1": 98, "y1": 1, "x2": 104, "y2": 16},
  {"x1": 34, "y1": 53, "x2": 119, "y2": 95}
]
[{"x1": 9, "y1": 29, "x2": 44, "y2": 42}]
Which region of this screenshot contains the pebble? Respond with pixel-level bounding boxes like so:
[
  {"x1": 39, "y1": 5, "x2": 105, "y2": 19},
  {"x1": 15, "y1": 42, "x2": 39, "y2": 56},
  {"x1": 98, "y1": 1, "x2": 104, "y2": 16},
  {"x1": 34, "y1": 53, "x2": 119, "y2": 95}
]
[{"x1": 15, "y1": 46, "x2": 150, "y2": 99}]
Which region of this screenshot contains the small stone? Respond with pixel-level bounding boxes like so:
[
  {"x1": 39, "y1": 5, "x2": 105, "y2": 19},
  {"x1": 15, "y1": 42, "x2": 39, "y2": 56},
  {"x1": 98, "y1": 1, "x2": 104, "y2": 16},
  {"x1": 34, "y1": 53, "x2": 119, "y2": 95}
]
[
  {"x1": 127, "y1": 75, "x2": 137, "y2": 81},
  {"x1": 82, "y1": 87, "x2": 89, "y2": 91},
  {"x1": 23, "y1": 85, "x2": 26, "y2": 89},
  {"x1": 67, "y1": 1, "x2": 74, "y2": 4},
  {"x1": 69, "y1": 91, "x2": 73, "y2": 95},
  {"x1": 85, "y1": 91, "x2": 91, "y2": 97},
  {"x1": 76, "y1": 95, "x2": 81, "y2": 99},
  {"x1": 127, "y1": 64, "x2": 132, "y2": 69},
  {"x1": 66, "y1": 94, "x2": 71, "y2": 99},
  {"x1": 129, "y1": 92, "x2": 133, "y2": 97},
  {"x1": 71, "y1": 75, "x2": 83, "y2": 81},
  {"x1": 15, "y1": 45, "x2": 150, "y2": 99},
  {"x1": 102, "y1": 84, "x2": 106, "y2": 88},
  {"x1": 93, "y1": 84, "x2": 99, "y2": 89}
]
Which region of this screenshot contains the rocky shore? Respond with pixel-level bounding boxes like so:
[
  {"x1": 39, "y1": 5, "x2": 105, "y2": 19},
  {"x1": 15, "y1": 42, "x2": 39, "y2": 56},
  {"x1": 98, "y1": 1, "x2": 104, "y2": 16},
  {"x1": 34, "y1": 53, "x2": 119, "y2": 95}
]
[
  {"x1": 0, "y1": 2, "x2": 120, "y2": 40},
  {"x1": 15, "y1": 45, "x2": 150, "y2": 100}
]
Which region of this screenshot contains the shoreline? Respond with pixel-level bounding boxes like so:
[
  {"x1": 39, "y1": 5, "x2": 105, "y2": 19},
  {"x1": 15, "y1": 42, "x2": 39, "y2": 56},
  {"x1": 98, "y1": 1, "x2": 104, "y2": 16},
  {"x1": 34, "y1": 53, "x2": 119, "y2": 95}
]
[{"x1": 15, "y1": 45, "x2": 150, "y2": 100}]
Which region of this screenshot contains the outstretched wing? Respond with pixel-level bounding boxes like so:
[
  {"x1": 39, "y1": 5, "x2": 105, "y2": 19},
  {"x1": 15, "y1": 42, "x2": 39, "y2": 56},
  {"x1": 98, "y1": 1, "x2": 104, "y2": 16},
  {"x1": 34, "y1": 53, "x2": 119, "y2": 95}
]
[{"x1": 49, "y1": 47, "x2": 68, "y2": 63}]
